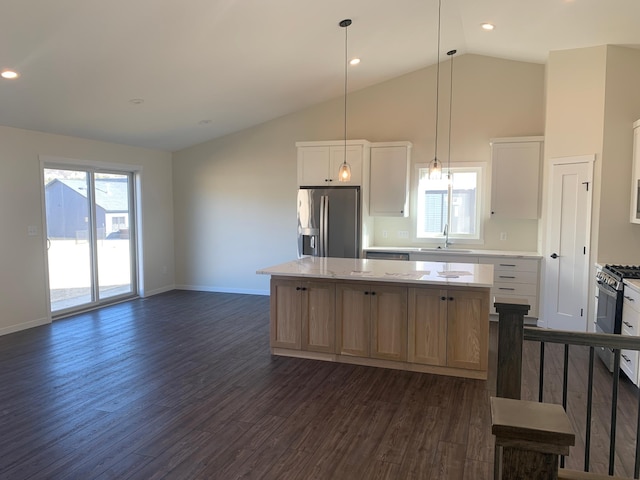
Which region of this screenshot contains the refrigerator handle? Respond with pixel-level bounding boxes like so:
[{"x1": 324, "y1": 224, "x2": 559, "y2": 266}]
[
  {"x1": 323, "y1": 195, "x2": 329, "y2": 257},
  {"x1": 319, "y1": 196, "x2": 325, "y2": 257}
]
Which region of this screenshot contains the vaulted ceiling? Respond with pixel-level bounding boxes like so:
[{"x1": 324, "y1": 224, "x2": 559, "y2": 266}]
[{"x1": 1, "y1": 0, "x2": 639, "y2": 151}]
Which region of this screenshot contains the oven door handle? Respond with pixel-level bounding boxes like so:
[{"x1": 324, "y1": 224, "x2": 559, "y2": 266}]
[{"x1": 596, "y1": 282, "x2": 618, "y2": 299}]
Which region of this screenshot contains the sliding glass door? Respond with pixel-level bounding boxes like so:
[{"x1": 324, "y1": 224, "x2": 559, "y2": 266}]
[{"x1": 44, "y1": 167, "x2": 137, "y2": 316}]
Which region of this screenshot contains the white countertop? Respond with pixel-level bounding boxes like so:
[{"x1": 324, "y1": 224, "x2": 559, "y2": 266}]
[
  {"x1": 257, "y1": 257, "x2": 494, "y2": 288},
  {"x1": 625, "y1": 279, "x2": 640, "y2": 293},
  {"x1": 364, "y1": 246, "x2": 541, "y2": 258}
]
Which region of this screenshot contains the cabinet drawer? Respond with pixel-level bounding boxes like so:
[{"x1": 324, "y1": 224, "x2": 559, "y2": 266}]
[
  {"x1": 490, "y1": 294, "x2": 538, "y2": 317},
  {"x1": 624, "y1": 285, "x2": 640, "y2": 312},
  {"x1": 621, "y1": 347, "x2": 638, "y2": 385},
  {"x1": 492, "y1": 282, "x2": 537, "y2": 297},
  {"x1": 494, "y1": 271, "x2": 538, "y2": 285},
  {"x1": 622, "y1": 306, "x2": 640, "y2": 335},
  {"x1": 484, "y1": 257, "x2": 539, "y2": 273}
]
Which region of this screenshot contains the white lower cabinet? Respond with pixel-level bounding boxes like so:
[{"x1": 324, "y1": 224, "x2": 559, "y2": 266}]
[
  {"x1": 621, "y1": 283, "x2": 640, "y2": 386},
  {"x1": 484, "y1": 256, "x2": 541, "y2": 318}
]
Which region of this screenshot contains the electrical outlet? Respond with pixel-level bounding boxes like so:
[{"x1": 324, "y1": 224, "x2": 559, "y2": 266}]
[
  {"x1": 382, "y1": 230, "x2": 388, "y2": 239},
  {"x1": 398, "y1": 230, "x2": 409, "y2": 239},
  {"x1": 500, "y1": 232, "x2": 508, "y2": 241}
]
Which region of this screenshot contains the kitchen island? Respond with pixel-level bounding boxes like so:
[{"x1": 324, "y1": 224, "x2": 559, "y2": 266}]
[{"x1": 257, "y1": 257, "x2": 494, "y2": 379}]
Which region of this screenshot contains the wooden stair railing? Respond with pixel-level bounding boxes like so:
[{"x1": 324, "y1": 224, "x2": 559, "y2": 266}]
[
  {"x1": 491, "y1": 396, "x2": 575, "y2": 480},
  {"x1": 493, "y1": 297, "x2": 640, "y2": 479}
]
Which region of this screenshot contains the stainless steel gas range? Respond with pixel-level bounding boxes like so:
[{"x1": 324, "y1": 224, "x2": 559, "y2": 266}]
[{"x1": 595, "y1": 264, "x2": 640, "y2": 371}]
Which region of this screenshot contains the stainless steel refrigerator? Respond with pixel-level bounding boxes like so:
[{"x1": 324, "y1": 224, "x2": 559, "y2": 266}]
[{"x1": 297, "y1": 186, "x2": 360, "y2": 258}]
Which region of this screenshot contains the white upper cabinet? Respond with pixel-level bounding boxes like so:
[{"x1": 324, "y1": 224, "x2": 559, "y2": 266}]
[
  {"x1": 369, "y1": 142, "x2": 412, "y2": 217},
  {"x1": 296, "y1": 140, "x2": 369, "y2": 186},
  {"x1": 630, "y1": 120, "x2": 640, "y2": 224},
  {"x1": 490, "y1": 136, "x2": 544, "y2": 219}
]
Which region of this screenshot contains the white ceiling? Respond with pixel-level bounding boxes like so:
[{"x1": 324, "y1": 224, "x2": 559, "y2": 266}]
[{"x1": 1, "y1": 0, "x2": 640, "y2": 152}]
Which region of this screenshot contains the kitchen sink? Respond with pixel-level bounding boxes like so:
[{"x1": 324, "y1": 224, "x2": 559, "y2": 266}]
[{"x1": 418, "y1": 247, "x2": 473, "y2": 253}]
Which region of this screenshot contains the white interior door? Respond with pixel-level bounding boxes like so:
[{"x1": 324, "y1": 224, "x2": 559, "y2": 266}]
[{"x1": 544, "y1": 155, "x2": 594, "y2": 332}]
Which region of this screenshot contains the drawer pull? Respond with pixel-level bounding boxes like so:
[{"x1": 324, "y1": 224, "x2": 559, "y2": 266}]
[
  {"x1": 499, "y1": 287, "x2": 516, "y2": 291},
  {"x1": 622, "y1": 353, "x2": 631, "y2": 363},
  {"x1": 499, "y1": 264, "x2": 517, "y2": 267},
  {"x1": 623, "y1": 321, "x2": 634, "y2": 329},
  {"x1": 499, "y1": 275, "x2": 516, "y2": 279},
  {"x1": 625, "y1": 295, "x2": 636, "y2": 302}
]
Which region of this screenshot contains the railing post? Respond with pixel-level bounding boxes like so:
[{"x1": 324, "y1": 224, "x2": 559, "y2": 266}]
[
  {"x1": 491, "y1": 397, "x2": 575, "y2": 480},
  {"x1": 495, "y1": 297, "x2": 530, "y2": 400}
]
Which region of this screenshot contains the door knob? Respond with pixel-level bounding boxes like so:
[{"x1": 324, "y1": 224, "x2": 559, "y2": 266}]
[{"x1": 550, "y1": 253, "x2": 559, "y2": 259}]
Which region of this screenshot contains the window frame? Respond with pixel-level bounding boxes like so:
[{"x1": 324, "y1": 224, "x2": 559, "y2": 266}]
[{"x1": 415, "y1": 162, "x2": 486, "y2": 243}]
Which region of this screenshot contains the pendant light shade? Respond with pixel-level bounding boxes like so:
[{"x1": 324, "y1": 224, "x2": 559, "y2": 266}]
[
  {"x1": 428, "y1": 157, "x2": 442, "y2": 180},
  {"x1": 338, "y1": 18, "x2": 352, "y2": 182},
  {"x1": 429, "y1": 0, "x2": 443, "y2": 181},
  {"x1": 338, "y1": 161, "x2": 351, "y2": 181}
]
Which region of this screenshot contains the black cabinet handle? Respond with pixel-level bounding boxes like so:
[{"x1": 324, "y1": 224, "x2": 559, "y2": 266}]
[
  {"x1": 499, "y1": 275, "x2": 516, "y2": 279},
  {"x1": 371, "y1": 292, "x2": 376, "y2": 296},
  {"x1": 364, "y1": 291, "x2": 369, "y2": 295},
  {"x1": 550, "y1": 253, "x2": 559, "y2": 259},
  {"x1": 449, "y1": 297, "x2": 454, "y2": 301},
  {"x1": 622, "y1": 353, "x2": 631, "y2": 363},
  {"x1": 623, "y1": 321, "x2": 634, "y2": 329},
  {"x1": 499, "y1": 287, "x2": 516, "y2": 291},
  {"x1": 441, "y1": 296, "x2": 446, "y2": 301},
  {"x1": 296, "y1": 287, "x2": 301, "y2": 291}
]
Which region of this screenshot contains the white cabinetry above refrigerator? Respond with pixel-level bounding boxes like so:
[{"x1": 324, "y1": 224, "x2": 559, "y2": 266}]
[{"x1": 296, "y1": 140, "x2": 370, "y2": 187}]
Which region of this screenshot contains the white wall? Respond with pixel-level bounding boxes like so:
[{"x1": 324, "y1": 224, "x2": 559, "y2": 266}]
[
  {"x1": 600, "y1": 46, "x2": 640, "y2": 264},
  {"x1": 0, "y1": 126, "x2": 174, "y2": 335},
  {"x1": 172, "y1": 54, "x2": 546, "y2": 294},
  {"x1": 541, "y1": 45, "x2": 640, "y2": 327}
]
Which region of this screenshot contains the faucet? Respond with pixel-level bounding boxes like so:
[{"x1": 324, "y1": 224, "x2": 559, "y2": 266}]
[{"x1": 443, "y1": 223, "x2": 452, "y2": 248}]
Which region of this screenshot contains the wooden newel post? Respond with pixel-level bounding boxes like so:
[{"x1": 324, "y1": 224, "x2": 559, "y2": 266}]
[
  {"x1": 491, "y1": 397, "x2": 575, "y2": 480},
  {"x1": 494, "y1": 297, "x2": 530, "y2": 400}
]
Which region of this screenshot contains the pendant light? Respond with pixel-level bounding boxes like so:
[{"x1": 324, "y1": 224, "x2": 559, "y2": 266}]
[
  {"x1": 446, "y1": 49, "x2": 456, "y2": 182},
  {"x1": 428, "y1": 0, "x2": 443, "y2": 180},
  {"x1": 338, "y1": 19, "x2": 352, "y2": 182}
]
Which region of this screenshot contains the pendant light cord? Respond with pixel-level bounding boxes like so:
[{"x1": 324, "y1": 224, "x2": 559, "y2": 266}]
[
  {"x1": 343, "y1": 21, "x2": 348, "y2": 165},
  {"x1": 433, "y1": 0, "x2": 442, "y2": 163},
  {"x1": 447, "y1": 49, "x2": 456, "y2": 176}
]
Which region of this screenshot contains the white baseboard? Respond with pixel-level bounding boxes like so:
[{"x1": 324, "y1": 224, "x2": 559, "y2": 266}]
[
  {"x1": 175, "y1": 284, "x2": 269, "y2": 296},
  {"x1": 142, "y1": 284, "x2": 176, "y2": 297},
  {"x1": 0, "y1": 317, "x2": 50, "y2": 336}
]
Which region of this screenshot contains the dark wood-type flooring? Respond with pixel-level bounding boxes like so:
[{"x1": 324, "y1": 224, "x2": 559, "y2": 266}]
[{"x1": 0, "y1": 290, "x2": 637, "y2": 479}]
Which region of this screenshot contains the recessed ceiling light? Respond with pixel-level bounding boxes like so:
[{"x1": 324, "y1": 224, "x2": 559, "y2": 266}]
[
  {"x1": 1, "y1": 70, "x2": 19, "y2": 79},
  {"x1": 349, "y1": 58, "x2": 361, "y2": 66},
  {"x1": 481, "y1": 23, "x2": 495, "y2": 31},
  {"x1": 128, "y1": 98, "x2": 144, "y2": 105}
]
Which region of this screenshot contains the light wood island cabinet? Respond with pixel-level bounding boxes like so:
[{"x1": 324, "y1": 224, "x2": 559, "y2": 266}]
[
  {"x1": 336, "y1": 282, "x2": 407, "y2": 361},
  {"x1": 270, "y1": 278, "x2": 335, "y2": 353},
  {"x1": 408, "y1": 287, "x2": 489, "y2": 371},
  {"x1": 445, "y1": 289, "x2": 489, "y2": 371},
  {"x1": 260, "y1": 257, "x2": 492, "y2": 380}
]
